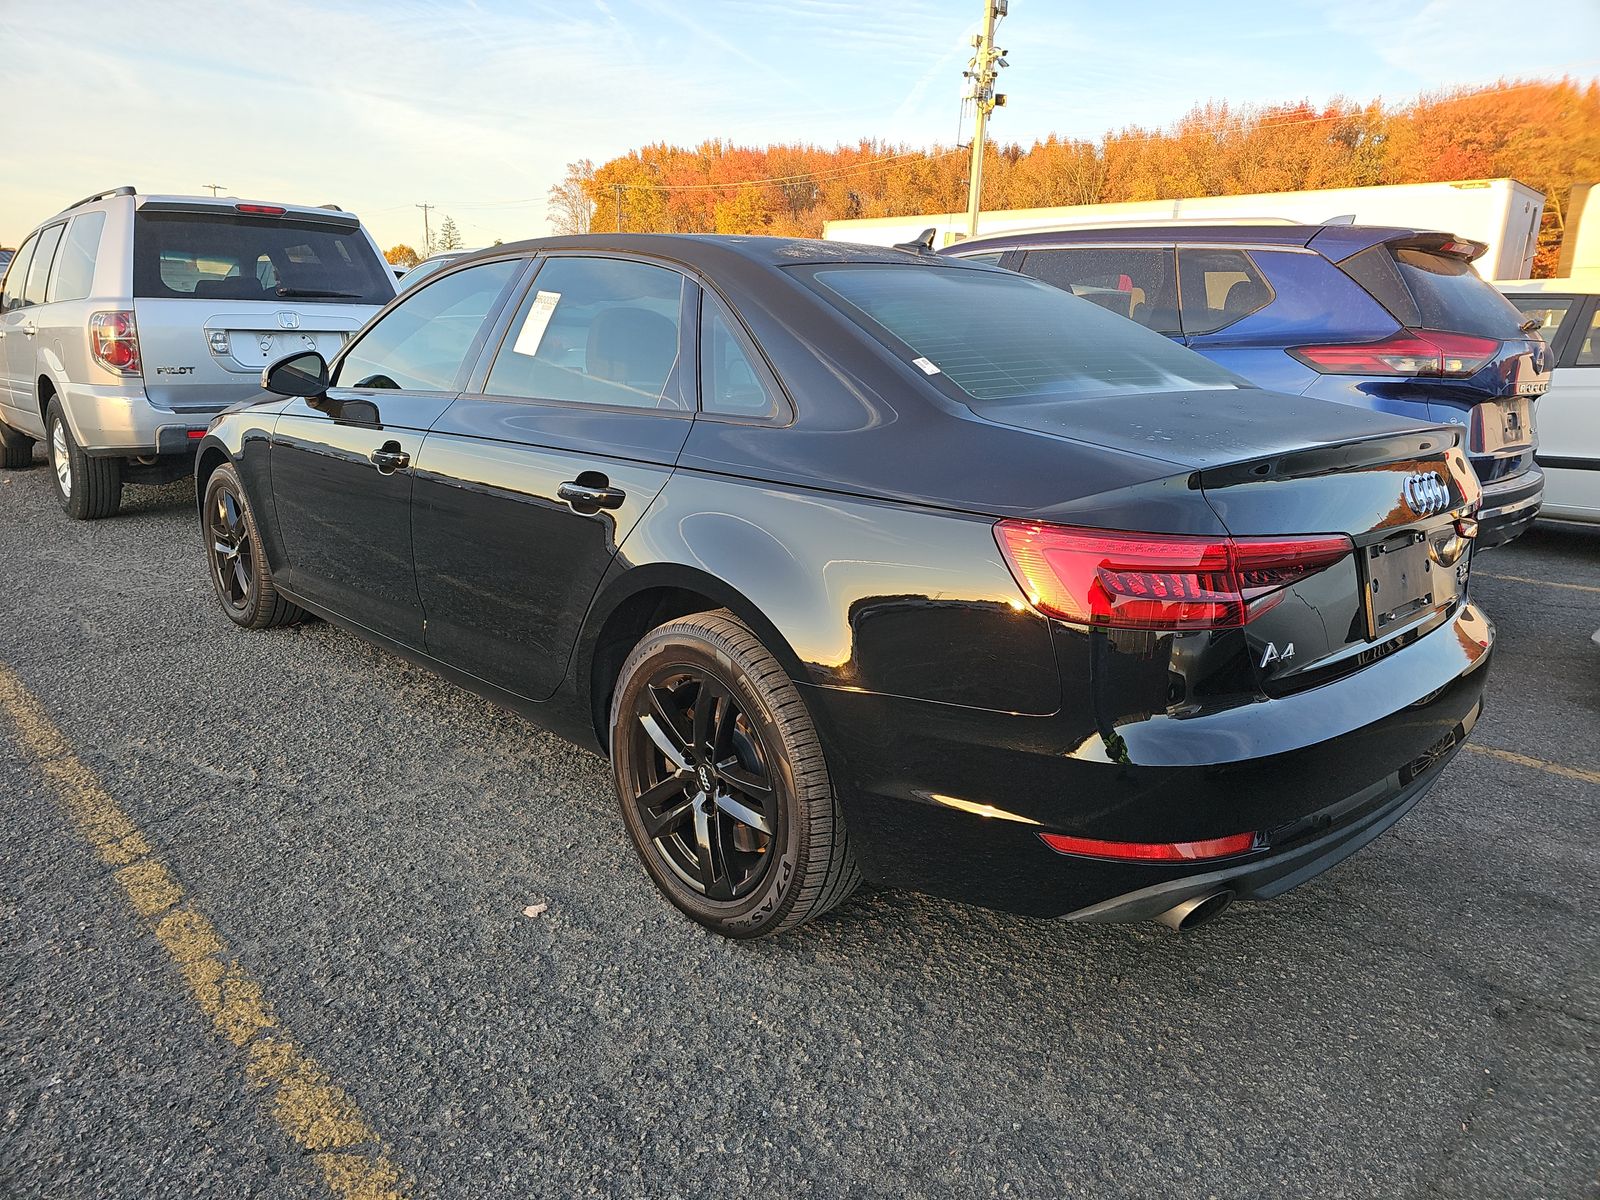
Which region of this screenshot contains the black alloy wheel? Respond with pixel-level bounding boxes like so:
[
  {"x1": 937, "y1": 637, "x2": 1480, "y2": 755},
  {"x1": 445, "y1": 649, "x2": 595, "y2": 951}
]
[
  {"x1": 631, "y1": 665, "x2": 781, "y2": 902},
  {"x1": 209, "y1": 484, "x2": 255, "y2": 616},
  {"x1": 201, "y1": 462, "x2": 305, "y2": 630},
  {"x1": 612, "y1": 610, "x2": 860, "y2": 937}
]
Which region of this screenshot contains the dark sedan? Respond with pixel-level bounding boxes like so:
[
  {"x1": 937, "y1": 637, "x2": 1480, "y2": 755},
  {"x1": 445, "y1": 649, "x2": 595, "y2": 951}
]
[{"x1": 195, "y1": 234, "x2": 1492, "y2": 937}]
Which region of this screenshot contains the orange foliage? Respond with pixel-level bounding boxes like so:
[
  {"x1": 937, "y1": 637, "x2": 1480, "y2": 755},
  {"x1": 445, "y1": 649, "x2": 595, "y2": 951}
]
[{"x1": 577, "y1": 79, "x2": 1600, "y2": 276}]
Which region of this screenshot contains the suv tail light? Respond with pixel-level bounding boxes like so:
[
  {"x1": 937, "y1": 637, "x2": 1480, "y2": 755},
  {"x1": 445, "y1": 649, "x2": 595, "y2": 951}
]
[
  {"x1": 1288, "y1": 330, "x2": 1498, "y2": 378},
  {"x1": 994, "y1": 521, "x2": 1353, "y2": 631},
  {"x1": 89, "y1": 311, "x2": 141, "y2": 375}
]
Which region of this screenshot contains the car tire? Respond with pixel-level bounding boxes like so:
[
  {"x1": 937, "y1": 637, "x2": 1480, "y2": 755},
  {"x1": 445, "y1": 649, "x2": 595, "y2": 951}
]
[
  {"x1": 46, "y1": 399, "x2": 122, "y2": 519},
  {"x1": 611, "y1": 609, "x2": 861, "y2": 938},
  {"x1": 0, "y1": 419, "x2": 34, "y2": 469},
  {"x1": 203, "y1": 461, "x2": 305, "y2": 629}
]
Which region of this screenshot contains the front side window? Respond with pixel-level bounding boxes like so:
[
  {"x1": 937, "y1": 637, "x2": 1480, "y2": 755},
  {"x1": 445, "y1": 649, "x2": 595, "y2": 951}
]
[
  {"x1": 23, "y1": 224, "x2": 65, "y2": 307},
  {"x1": 133, "y1": 211, "x2": 392, "y2": 304},
  {"x1": 1, "y1": 235, "x2": 37, "y2": 312},
  {"x1": 50, "y1": 211, "x2": 107, "y2": 303},
  {"x1": 484, "y1": 256, "x2": 687, "y2": 410},
  {"x1": 1178, "y1": 247, "x2": 1272, "y2": 336},
  {"x1": 1019, "y1": 247, "x2": 1179, "y2": 333},
  {"x1": 806, "y1": 263, "x2": 1245, "y2": 404},
  {"x1": 333, "y1": 259, "x2": 520, "y2": 391},
  {"x1": 1504, "y1": 295, "x2": 1573, "y2": 345},
  {"x1": 699, "y1": 297, "x2": 782, "y2": 420}
]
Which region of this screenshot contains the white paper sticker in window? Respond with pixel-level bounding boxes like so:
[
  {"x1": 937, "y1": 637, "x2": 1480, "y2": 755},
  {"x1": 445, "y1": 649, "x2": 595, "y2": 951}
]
[
  {"x1": 511, "y1": 291, "x2": 561, "y2": 357},
  {"x1": 912, "y1": 356, "x2": 941, "y2": 375}
]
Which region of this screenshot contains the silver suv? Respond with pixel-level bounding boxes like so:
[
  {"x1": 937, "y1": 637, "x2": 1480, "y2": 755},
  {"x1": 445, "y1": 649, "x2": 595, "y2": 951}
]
[{"x1": 0, "y1": 187, "x2": 395, "y2": 518}]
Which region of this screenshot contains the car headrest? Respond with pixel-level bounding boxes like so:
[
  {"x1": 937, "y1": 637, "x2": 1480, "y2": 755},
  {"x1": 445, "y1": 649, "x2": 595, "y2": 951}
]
[{"x1": 587, "y1": 307, "x2": 678, "y2": 391}]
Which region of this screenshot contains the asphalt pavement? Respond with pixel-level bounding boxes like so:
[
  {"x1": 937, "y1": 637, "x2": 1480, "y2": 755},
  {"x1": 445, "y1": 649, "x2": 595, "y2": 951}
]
[{"x1": 1, "y1": 453, "x2": 1596, "y2": 1200}]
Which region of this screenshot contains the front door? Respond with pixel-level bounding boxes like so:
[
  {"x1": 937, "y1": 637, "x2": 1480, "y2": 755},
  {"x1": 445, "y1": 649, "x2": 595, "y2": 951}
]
[
  {"x1": 412, "y1": 254, "x2": 694, "y2": 700},
  {"x1": 270, "y1": 257, "x2": 525, "y2": 646}
]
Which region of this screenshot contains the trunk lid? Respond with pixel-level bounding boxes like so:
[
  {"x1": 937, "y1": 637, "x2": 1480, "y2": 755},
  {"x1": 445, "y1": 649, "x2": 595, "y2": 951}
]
[{"x1": 1196, "y1": 426, "x2": 1478, "y2": 693}]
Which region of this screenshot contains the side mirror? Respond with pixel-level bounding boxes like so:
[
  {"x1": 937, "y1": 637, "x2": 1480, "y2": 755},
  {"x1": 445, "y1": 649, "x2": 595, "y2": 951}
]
[{"x1": 262, "y1": 351, "x2": 329, "y2": 398}]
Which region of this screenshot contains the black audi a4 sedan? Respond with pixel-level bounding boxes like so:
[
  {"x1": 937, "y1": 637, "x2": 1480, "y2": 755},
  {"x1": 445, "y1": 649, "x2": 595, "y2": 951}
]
[{"x1": 195, "y1": 234, "x2": 1491, "y2": 937}]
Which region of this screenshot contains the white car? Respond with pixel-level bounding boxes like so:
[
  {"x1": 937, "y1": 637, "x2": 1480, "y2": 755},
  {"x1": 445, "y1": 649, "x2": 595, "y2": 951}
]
[
  {"x1": 0, "y1": 188, "x2": 396, "y2": 518},
  {"x1": 1497, "y1": 277, "x2": 1600, "y2": 524}
]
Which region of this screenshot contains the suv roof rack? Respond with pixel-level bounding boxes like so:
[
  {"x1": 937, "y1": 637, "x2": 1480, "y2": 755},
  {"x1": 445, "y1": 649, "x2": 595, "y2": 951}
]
[{"x1": 59, "y1": 185, "x2": 135, "y2": 215}]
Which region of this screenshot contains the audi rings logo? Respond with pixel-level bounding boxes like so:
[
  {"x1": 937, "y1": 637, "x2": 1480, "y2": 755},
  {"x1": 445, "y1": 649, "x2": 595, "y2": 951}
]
[{"x1": 1403, "y1": 471, "x2": 1450, "y2": 517}]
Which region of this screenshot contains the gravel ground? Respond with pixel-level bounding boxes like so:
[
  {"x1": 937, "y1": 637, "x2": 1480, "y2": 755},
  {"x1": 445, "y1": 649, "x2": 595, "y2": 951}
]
[{"x1": 0, "y1": 455, "x2": 1596, "y2": 1200}]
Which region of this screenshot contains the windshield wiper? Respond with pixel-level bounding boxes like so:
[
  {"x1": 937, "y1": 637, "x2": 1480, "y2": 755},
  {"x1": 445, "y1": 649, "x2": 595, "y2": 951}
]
[{"x1": 276, "y1": 287, "x2": 364, "y2": 299}]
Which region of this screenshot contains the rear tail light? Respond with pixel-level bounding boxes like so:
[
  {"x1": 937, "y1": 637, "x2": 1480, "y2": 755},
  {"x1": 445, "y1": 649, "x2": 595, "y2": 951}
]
[
  {"x1": 1040, "y1": 830, "x2": 1259, "y2": 861},
  {"x1": 995, "y1": 521, "x2": 1352, "y2": 631},
  {"x1": 89, "y1": 310, "x2": 141, "y2": 375},
  {"x1": 235, "y1": 203, "x2": 287, "y2": 216},
  {"x1": 1289, "y1": 330, "x2": 1498, "y2": 378}
]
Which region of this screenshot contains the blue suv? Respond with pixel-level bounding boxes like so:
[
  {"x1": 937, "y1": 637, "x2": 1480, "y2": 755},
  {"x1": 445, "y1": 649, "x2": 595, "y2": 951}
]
[{"x1": 943, "y1": 225, "x2": 1551, "y2": 546}]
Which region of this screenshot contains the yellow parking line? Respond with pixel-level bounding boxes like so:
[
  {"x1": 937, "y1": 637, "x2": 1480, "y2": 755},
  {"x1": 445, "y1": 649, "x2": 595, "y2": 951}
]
[
  {"x1": 1466, "y1": 743, "x2": 1600, "y2": 786},
  {"x1": 1475, "y1": 572, "x2": 1600, "y2": 596},
  {"x1": 0, "y1": 663, "x2": 410, "y2": 1200}
]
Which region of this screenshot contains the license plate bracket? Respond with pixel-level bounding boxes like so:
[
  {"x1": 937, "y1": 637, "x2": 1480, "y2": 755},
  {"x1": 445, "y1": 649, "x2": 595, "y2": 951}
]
[{"x1": 1363, "y1": 532, "x2": 1437, "y2": 640}]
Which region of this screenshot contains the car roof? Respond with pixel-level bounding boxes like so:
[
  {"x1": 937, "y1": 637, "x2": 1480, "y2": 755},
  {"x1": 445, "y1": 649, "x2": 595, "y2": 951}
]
[
  {"x1": 945, "y1": 222, "x2": 1458, "y2": 262},
  {"x1": 458, "y1": 233, "x2": 945, "y2": 274},
  {"x1": 1493, "y1": 274, "x2": 1600, "y2": 296}
]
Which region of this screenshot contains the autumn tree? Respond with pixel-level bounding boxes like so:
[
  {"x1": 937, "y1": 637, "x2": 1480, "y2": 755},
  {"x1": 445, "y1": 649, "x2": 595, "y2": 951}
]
[
  {"x1": 385, "y1": 244, "x2": 420, "y2": 267},
  {"x1": 548, "y1": 159, "x2": 596, "y2": 235}
]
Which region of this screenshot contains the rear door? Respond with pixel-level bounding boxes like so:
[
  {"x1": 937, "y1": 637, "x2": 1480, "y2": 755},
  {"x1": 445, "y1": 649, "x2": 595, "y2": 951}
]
[
  {"x1": 131, "y1": 202, "x2": 395, "y2": 410},
  {"x1": 2, "y1": 224, "x2": 65, "y2": 424},
  {"x1": 411, "y1": 253, "x2": 694, "y2": 701},
  {"x1": 269, "y1": 257, "x2": 525, "y2": 645}
]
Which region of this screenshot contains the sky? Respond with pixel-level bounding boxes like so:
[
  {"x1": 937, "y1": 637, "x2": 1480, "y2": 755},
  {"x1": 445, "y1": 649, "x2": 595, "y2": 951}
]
[{"x1": 1, "y1": 0, "x2": 1596, "y2": 251}]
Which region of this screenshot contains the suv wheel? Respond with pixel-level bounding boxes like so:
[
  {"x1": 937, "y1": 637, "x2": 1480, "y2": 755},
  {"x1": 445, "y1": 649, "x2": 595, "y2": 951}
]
[
  {"x1": 203, "y1": 462, "x2": 305, "y2": 629},
  {"x1": 46, "y1": 399, "x2": 122, "y2": 520},
  {"x1": 0, "y1": 419, "x2": 34, "y2": 469},
  {"x1": 611, "y1": 609, "x2": 860, "y2": 938}
]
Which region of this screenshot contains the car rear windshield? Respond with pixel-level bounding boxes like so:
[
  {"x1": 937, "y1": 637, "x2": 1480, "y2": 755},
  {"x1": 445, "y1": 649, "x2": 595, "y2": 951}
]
[
  {"x1": 804, "y1": 263, "x2": 1245, "y2": 402},
  {"x1": 133, "y1": 211, "x2": 391, "y2": 304},
  {"x1": 1345, "y1": 244, "x2": 1528, "y2": 339}
]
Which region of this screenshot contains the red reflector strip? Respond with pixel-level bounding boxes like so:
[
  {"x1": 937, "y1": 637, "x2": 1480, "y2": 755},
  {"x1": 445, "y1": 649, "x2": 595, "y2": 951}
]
[
  {"x1": 187, "y1": 429, "x2": 205, "y2": 439},
  {"x1": 1040, "y1": 830, "x2": 1258, "y2": 861}
]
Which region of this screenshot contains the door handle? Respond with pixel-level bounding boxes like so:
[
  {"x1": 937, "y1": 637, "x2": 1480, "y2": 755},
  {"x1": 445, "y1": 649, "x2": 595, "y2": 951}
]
[
  {"x1": 21, "y1": 323, "x2": 35, "y2": 338},
  {"x1": 558, "y1": 479, "x2": 626, "y2": 511},
  {"x1": 369, "y1": 442, "x2": 410, "y2": 475}
]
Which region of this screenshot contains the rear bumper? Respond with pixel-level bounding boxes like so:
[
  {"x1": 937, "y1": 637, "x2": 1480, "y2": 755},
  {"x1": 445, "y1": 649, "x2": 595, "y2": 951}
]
[
  {"x1": 1061, "y1": 708, "x2": 1473, "y2": 922},
  {"x1": 59, "y1": 379, "x2": 227, "y2": 457},
  {"x1": 804, "y1": 600, "x2": 1492, "y2": 920},
  {"x1": 1474, "y1": 463, "x2": 1543, "y2": 548}
]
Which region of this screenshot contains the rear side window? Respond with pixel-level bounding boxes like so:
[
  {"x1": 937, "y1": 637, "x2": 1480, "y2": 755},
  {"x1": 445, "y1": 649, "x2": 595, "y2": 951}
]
[
  {"x1": 806, "y1": 263, "x2": 1244, "y2": 403},
  {"x1": 133, "y1": 211, "x2": 392, "y2": 304},
  {"x1": 700, "y1": 296, "x2": 782, "y2": 420},
  {"x1": 1178, "y1": 247, "x2": 1272, "y2": 336},
  {"x1": 50, "y1": 211, "x2": 106, "y2": 303},
  {"x1": 1575, "y1": 309, "x2": 1600, "y2": 367},
  {"x1": 484, "y1": 256, "x2": 687, "y2": 410},
  {"x1": 1339, "y1": 245, "x2": 1420, "y2": 327},
  {"x1": 1, "y1": 235, "x2": 36, "y2": 312},
  {"x1": 1019, "y1": 247, "x2": 1179, "y2": 333},
  {"x1": 24, "y1": 224, "x2": 65, "y2": 307},
  {"x1": 958, "y1": 251, "x2": 1006, "y2": 266},
  {"x1": 334, "y1": 259, "x2": 520, "y2": 391}
]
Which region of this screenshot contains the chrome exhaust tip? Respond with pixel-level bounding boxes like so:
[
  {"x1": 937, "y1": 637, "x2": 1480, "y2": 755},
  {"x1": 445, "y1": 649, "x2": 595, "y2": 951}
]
[{"x1": 1154, "y1": 889, "x2": 1234, "y2": 932}]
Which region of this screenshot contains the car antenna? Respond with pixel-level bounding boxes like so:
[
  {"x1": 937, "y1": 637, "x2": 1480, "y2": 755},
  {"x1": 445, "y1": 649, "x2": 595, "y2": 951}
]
[{"x1": 893, "y1": 228, "x2": 938, "y2": 255}]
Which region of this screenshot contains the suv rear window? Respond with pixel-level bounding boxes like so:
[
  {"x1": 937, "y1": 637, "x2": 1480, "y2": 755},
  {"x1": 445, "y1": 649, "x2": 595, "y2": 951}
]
[
  {"x1": 805, "y1": 263, "x2": 1244, "y2": 403},
  {"x1": 1345, "y1": 243, "x2": 1527, "y2": 339},
  {"x1": 133, "y1": 212, "x2": 391, "y2": 304}
]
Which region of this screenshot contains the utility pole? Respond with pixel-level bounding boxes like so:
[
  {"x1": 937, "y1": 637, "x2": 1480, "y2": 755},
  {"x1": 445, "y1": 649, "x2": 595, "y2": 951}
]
[
  {"x1": 962, "y1": 0, "x2": 1009, "y2": 240},
  {"x1": 203, "y1": 184, "x2": 226, "y2": 196},
  {"x1": 415, "y1": 203, "x2": 435, "y2": 254},
  {"x1": 614, "y1": 183, "x2": 625, "y2": 232}
]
